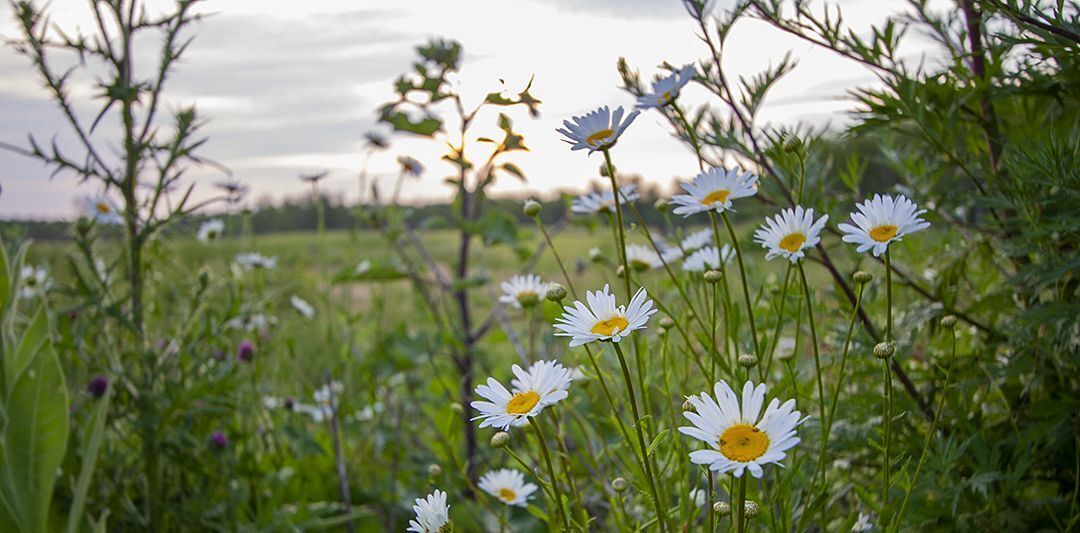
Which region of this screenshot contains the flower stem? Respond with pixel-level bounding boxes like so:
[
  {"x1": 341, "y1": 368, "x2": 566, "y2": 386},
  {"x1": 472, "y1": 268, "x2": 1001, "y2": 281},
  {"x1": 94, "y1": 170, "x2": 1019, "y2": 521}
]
[
  {"x1": 819, "y1": 282, "x2": 866, "y2": 485},
  {"x1": 612, "y1": 342, "x2": 668, "y2": 533},
  {"x1": 883, "y1": 250, "x2": 895, "y2": 521},
  {"x1": 602, "y1": 149, "x2": 633, "y2": 302},
  {"x1": 707, "y1": 470, "x2": 715, "y2": 533},
  {"x1": 735, "y1": 475, "x2": 748, "y2": 533},
  {"x1": 763, "y1": 264, "x2": 793, "y2": 378},
  {"x1": 798, "y1": 263, "x2": 827, "y2": 499},
  {"x1": 529, "y1": 417, "x2": 569, "y2": 531},
  {"x1": 720, "y1": 211, "x2": 762, "y2": 361}
]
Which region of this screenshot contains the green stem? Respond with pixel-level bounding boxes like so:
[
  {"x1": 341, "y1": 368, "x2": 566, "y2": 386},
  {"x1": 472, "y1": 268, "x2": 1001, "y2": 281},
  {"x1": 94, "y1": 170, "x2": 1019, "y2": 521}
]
[
  {"x1": 613, "y1": 342, "x2": 668, "y2": 533},
  {"x1": 720, "y1": 212, "x2": 762, "y2": 361},
  {"x1": 820, "y1": 282, "x2": 866, "y2": 484},
  {"x1": 798, "y1": 263, "x2": 827, "y2": 498},
  {"x1": 533, "y1": 217, "x2": 577, "y2": 298},
  {"x1": 707, "y1": 470, "x2": 715, "y2": 533},
  {"x1": 883, "y1": 250, "x2": 895, "y2": 521},
  {"x1": 529, "y1": 417, "x2": 569, "y2": 531},
  {"x1": 763, "y1": 264, "x2": 793, "y2": 378},
  {"x1": 735, "y1": 475, "x2": 747, "y2": 533},
  {"x1": 602, "y1": 149, "x2": 633, "y2": 301}
]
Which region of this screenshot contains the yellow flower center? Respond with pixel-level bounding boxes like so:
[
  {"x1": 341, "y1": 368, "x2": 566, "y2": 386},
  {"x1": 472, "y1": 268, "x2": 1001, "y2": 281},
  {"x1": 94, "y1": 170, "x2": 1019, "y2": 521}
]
[
  {"x1": 506, "y1": 391, "x2": 540, "y2": 415},
  {"x1": 586, "y1": 128, "x2": 615, "y2": 147},
  {"x1": 658, "y1": 90, "x2": 673, "y2": 105},
  {"x1": 702, "y1": 189, "x2": 731, "y2": 205},
  {"x1": 96, "y1": 202, "x2": 111, "y2": 214},
  {"x1": 779, "y1": 233, "x2": 806, "y2": 253},
  {"x1": 498, "y1": 488, "x2": 517, "y2": 502},
  {"x1": 591, "y1": 316, "x2": 630, "y2": 336},
  {"x1": 718, "y1": 423, "x2": 770, "y2": 462},
  {"x1": 870, "y1": 225, "x2": 898, "y2": 242}
]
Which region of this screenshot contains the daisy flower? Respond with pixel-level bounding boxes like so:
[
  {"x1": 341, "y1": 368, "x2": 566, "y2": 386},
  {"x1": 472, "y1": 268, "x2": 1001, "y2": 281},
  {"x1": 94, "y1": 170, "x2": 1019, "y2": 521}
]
[
  {"x1": 478, "y1": 468, "x2": 538, "y2": 507},
  {"x1": 679, "y1": 380, "x2": 804, "y2": 478},
  {"x1": 290, "y1": 295, "x2": 315, "y2": 319},
  {"x1": 557, "y1": 105, "x2": 639, "y2": 153},
  {"x1": 81, "y1": 193, "x2": 122, "y2": 224},
  {"x1": 407, "y1": 490, "x2": 451, "y2": 533},
  {"x1": 398, "y1": 155, "x2": 424, "y2": 176},
  {"x1": 471, "y1": 360, "x2": 573, "y2": 430},
  {"x1": 680, "y1": 228, "x2": 713, "y2": 252},
  {"x1": 625, "y1": 244, "x2": 664, "y2": 272},
  {"x1": 498, "y1": 274, "x2": 550, "y2": 309},
  {"x1": 554, "y1": 284, "x2": 656, "y2": 347},
  {"x1": 197, "y1": 219, "x2": 225, "y2": 243},
  {"x1": 688, "y1": 487, "x2": 707, "y2": 507},
  {"x1": 571, "y1": 183, "x2": 640, "y2": 215},
  {"x1": 19, "y1": 264, "x2": 51, "y2": 299},
  {"x1": 838, "y1": 193, "x2": 931, "y2": 257},
  {"x1": 637, "y1": 64, "x2": 696, "y2": 109},
  {"x1": 671, "y1": 167, "x2": 759, "y2": 217},
  {"x1": 682, "y1": 245, "x2": 733, "y2": 272},
  {"x1": 753, "y1": 206, "x2": 829, "y2": 263},
  {"x1": 233, "y1": 252, "x2": 278, "y2": 271}
]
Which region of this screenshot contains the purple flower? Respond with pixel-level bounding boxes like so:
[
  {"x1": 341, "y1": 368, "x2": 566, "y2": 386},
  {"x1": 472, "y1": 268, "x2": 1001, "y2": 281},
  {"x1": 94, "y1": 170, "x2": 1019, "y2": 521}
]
[
  {"x1": 86, "y1": 375, "x2": 109, "y2": 398},
  {"x1": 210, "y1": 430, "x2": 228, "y2": 449},
  {"x1": 284, "y1": 397, "x2": 295, "y2": 411},
  {"x1": 237, "y1": 340, "x2": 255, "y2": 363}
]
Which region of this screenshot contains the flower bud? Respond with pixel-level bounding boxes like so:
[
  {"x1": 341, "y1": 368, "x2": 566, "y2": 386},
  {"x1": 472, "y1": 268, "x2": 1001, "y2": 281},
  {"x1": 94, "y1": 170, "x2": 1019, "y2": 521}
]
[
  {"x1": 704, "y1": 270, "x2": 723, "y2": 284},
  {"x1": 237, "y1": 340, "x2": 255, "y2": 363},
  {"x1": 490, "y1": 431, "x2": 511, "y2": 448},
  {"x1": 659, "y1": 316, "x2": 675, "y2": 329},
  {"x1": 86, "y1": 375, "x2": 109, "y2": 398},
  {"x1": 682, "y1": 398, "x2": 695, "y2": 412},
  {"x1": 589, "y1": 247, "x2": 603, "y2": 263},
  {"x1": 546, "y1": 283, "x2": 567, "y2": 302},
  {"x1": 940, "y1": 315, "x2": 957, "y2": 329},
  {"x1": 427, "y1": 463, "x2": 443, "y2": 477},
  {"x1": 450, "y1": 402, "x2": 464, "y2": 413},
  {"x1": 210, "y1": 430, "x2": 228, "y2": 450},
  {"x1": 744, "y1": 500, "x2": 760, "y2": 519},
  {"x1": 656, "y1": 327, "x2": 667, "y2": 336},
  {"x1": 738, "y1": 354, "x2": 758, "y2": 368},
  {"x1": 713, "y1": 501, "x2": 731, "y2": 516},
  {"x1": 616, "y1": 265, "x2": 626, "y2": 278},
  {"x1": 853, "y1": 271, "x2": 873, "y2": 284},
  {"x1": 523, "y1": 199, "x2": 542, "y2": 217},
  {"x1": 873, "y1": 341, "x2": 895, "y2": 359},
  {"x1": 654, "y1": 199, "x2": 669, "y2": 212},
  {"x1": 611, "y1": 477, "x2": 628, "y2": 492}
]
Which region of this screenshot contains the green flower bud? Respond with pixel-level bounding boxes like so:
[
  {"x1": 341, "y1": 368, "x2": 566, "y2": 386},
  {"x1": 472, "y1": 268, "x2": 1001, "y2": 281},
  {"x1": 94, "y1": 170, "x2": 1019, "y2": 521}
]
[
  {"x1": 659, "y1": 316, "x2": 675, "y2": 329},
  {"x1": 516, "y1": 292, "x2": 540, "y2": 308},
  {"x1": 744, "y1": 500, "x2": 760, "y2": 519},
  {"x1": 704, "y1": 269, "x2": 723, "y2": 284},
  {"x1": 490, "y1": 431, "x2": 511, "y2": 448},
  {"x1": 654, "y1": 199, "x2": 669, "y2": 212},
  {"x1": 427, "y1": 463, "x2": 443, "y2": 477},
  {"x1": 616, "y1": 265, "x2": 626, "y2": 278},
  {"x1": 873, "y1": 342, "x2": 895, "y2": 359},
  {"x1": 853, "y1": 271, "x2": 873, "y2": 284},
  {"x1": 714, "y1": 501, "x2": 731, "y2": 516},
  {"x1": 523, "y1": 199, "x2": 542, "y2": 217},
  {"x1": 682, "y1": 398, "x2": 695, "y2": 412},
  {"x1": 611, "y1": 477, "x2": 628, "y2": 492},
  {"x1": 546, "y1": 283, "x2": 567, "y2": 302},
  {"x1": 738, "y1": 354, "x2": 758, "y2": 368},
  {"x1": 450, "y1": 402, "x2": 464, "y2": 413},
  {"x1": 940, "y1": 315, "x2": 957, "y2": 329}
]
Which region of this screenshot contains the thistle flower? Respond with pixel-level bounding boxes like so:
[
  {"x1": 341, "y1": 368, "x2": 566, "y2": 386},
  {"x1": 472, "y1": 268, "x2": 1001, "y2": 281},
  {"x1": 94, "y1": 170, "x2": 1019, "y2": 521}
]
[
  {"x1": 679, "y1": 380, "x2": 804, "y2": 478},
  {"x1": 290, "y1": 295, "x2": 315, "y2": 319},
  {"x1": 478, "y1": 468, "x2": 538, "y2": 507},
  {"x1": 554, "y1": 284, "x2": 656, "y2": 347},
  {"x1": 498, "y1": 274, "x2": 550, "y2": 309},
  {"x1": 197, "y1": 219, "x2": 225, "y2": 242},
  {"x1": 753, "y1": 206, "x2": 829, "y2": 263},
  {"x1": 671, "y1": 167, "x2": 758, "y2": 217},
  {"x1": 637, "y1": 64, "x2": 696, "y2": 109},
  {"x1": 471, "y1": 360, "x2": 573, "y2": 430},
  {"x1": 571, "y1": 184, "x2": 640, "y2": 215},
  {"x1": 86, "y1": 375, "x2": 109, "y2": 398},
  {"x1": 236, "y1": 340, "x2": 255, "y2": 363},
  {"x1": 557, "y1": 105, "x2": 639, "y2": 153},
  {"x1": 682, "y1": 245, "x2": 733, "y2": 272},
  {"x1": 407, "y1": 490, "x2": 451, "y2": 533},
  {"x1": 209, "y1": 430, "x2": 228, "y2": 450},
  {"x1": 838, "y1": 194, "x2": 930, "y2": 257}
]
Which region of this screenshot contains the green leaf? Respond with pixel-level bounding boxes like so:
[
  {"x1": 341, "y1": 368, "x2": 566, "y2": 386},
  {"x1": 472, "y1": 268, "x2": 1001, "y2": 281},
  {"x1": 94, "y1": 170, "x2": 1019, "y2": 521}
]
[
  {"x1": 502, "y1": 163, "x2": 526, "y2": 181},
  {"x1": 379, "y1": 106, "x2": 443, "y2": 137},
  {"x1": 646, "y1": 429, "x2": 670, "y2": 457},
  {"x1": 7, "y1": 306, "x2": 49, "y2": 392},
  {"x1": 66, "y1": 389, "x2": 111, "y2": 533},
  {"x1": 0, "y1": 239, "x2": 9, "y2": 308}
]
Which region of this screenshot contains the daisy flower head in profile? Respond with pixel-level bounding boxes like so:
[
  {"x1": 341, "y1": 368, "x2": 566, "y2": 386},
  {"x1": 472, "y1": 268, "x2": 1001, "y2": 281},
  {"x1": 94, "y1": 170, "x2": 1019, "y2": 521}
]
[
  {"x1": 753, "y1": 206, "x2": 829, "y2": 263},
  {"x1": 471, "y1": 360, "x2": 573, "y2": 430},
  {"x1": 571, "y1": 183, "x2": 640, "y2": 215},
  {"x1": 197, "y1": 219, "x2": 225, "y2": 243},
  {"x1": 290, "y1": 295, "x2": 315, "y2": 319},
  {"x1": 625, "y1": 244, "x2": 664, "y2": 272},
  {"x1": 498, "y1": 274, "x2": 550, "y2": 309},
  {"x1": 479, "y1": 468, "x2": 538, "y2": 507},
  {"x1": 838, "y1": 193, "x2": 930, "y2": 257},
  {"x1": 680, "y1": 227, "x2": 713, "y2": 252},
  {"x1": 682, "y1": 245, "x2": 733, "y2": 272},
  {"x1": 407, "y1": 489, "x2": 451, "y2": 533},
  {"x1": 233, "y1": 252, "x2": 277, "y2": 272},
  {"x1": 679, "y1": 380, "x2": 804, "y2": 478},
  {"x1": 637, "y1": 63, "x2": 696, "y2": 109},
  {"x1": 554, "y1": 284, "x2": 656, "y2": 347},
  {"x1": 557, "y1": 105, "x2": 639, "y2": 153},
  {"x1": 398, "y1": 155, "x2": 424, "y2": 176},
  {"x1": 671, "y1": 167, "x2": 759, "y2": 217}
]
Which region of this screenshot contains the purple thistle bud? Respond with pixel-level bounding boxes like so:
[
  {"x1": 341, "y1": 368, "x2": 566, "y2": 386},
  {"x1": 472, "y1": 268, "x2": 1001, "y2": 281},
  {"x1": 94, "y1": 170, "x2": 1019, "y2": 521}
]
[
  {"x1": 86, "y1": 375, "x2": 109, "y2": 398},
  {"x1": 284, "y1": 397, "x2": 295, "y2": 411},
  {"x1": 237, "y1": 340, "x2": 255, "y2": 363},
  {"x1": 210, "y1": 430, "x2": 228, "y2": 449}
]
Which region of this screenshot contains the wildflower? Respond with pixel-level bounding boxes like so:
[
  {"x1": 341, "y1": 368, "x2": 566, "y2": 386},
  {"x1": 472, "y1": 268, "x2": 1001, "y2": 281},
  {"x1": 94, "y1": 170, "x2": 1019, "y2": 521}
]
[
  {"x1": 689, "y1": 487, "x2": 707, "y2": 507},
  {"x1": 86, "y1": 375, "x2": 109, "y2": 398},
  {"x1": 225, "y1": 313, "x2": 277, "y2": 333},
  {"x1": 571, "y1": 184, "x2": 640, "y2": 215},
  {"x1": 407, "y1": 489, "x2": 451, "y2": 533},
  {"x1": 233, "y1": 252, "x2": 277, "y2": 271},
  {"x1": 237, "y1": 340, "x2": 255, "y2": 363},
  {"x1": 671, "y1": 167, "x2": 758, "y2": 217},
  {"x1": 428, "y1": 464, "x2": 443, "y2": 477},
  {"x1": 679, "y1": 380, "x2": 804, "y2": 478},
  {"x1": 398, "y1": 155, "x2": 424, "y2": 176},
  {"x1": 940, "y1": 315, "x2": 957, "y2": 329},
  {"x1": 851, "y1": 511, "x2": 875, "y2": 532},
  {"x1": 80, "y1": 193, "x2": 122, "y2": 224},
  {"x1": 499, "y1": 274, "x2": 550, "y2": 309},
  {"x1": 471, "y1": 360, "x2": 573, "y2": 430},
  {"x1": 873, "y1": 342, "x2": 895, "y2": 359},
  {"x1": 703, "y1": 270, "x2": 723, "y2": 284},
  {"x1": 744, "y1": 500, "x2": 760, "y2": 519},
  {"x1": 637, "y1": 64, "x2": 696, "y2": 109},
  {"x1": 775, "y1": 337, "x2": 797, "y2": 361},
  {"x1": 290, "y1": 295, "x2": 315, "y2": 319},
  {"x1": 557, "y1": 105, "x2": 639, "y2": 153},
  {"x1": 680, "y1": 228, "x2": 713, "y2": 251},
  {"x1": 753, "y1": 206, "x2": 829, "y2": 263},
  {"x1": 364, "y1": 131, "x2": 389, "y2": 151},
  {"x1": 625, "y1": 244, "x2": 664, "y2": 272},
  {"x1": 738, "y1": 354, "x2": 758, "y2": 368},
  {"x1": 554, "y1": 284, "x2": 656, "y2": 347},
  {"x1": 838, "y1": 194, "x2": 930, "y2": 257},
  {"x1": 197, "y1": 219, "x2": 225, "y2": 242},
  {"x1": 479, "y1": 468, "x2": 538, "y2": 507},
  {"x1": 588, "y1": 247, "x2": 603, "y2": 263},
  {"x1": 19, "y1": 265, "x2": 51, "y2": 299},
  {"x1": 209, "y1": 430, "x2": 228, "y2": 450},
  {"x1": 683, "y1": 245, "x2": 733, "y2": 272}
]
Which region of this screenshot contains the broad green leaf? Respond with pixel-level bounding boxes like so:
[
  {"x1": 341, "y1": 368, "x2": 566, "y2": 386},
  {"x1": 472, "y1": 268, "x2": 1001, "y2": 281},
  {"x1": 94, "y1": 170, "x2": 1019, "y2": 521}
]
[
  {"x1": 0, "y1": 239, "x2": 9, "y2": 307},
  {"x1": 66, "y1": 389, "x2": 111, "y2": 533},
  {"x1": 8, "y1": 306, "x2": 49, "y2": 392}
]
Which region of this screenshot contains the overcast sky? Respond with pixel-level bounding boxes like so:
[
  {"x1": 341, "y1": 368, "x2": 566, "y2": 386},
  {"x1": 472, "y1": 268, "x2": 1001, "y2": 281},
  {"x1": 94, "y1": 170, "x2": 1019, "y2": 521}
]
[{"x1": 0, "y1": 0, "x2": 907, "y2": 220}]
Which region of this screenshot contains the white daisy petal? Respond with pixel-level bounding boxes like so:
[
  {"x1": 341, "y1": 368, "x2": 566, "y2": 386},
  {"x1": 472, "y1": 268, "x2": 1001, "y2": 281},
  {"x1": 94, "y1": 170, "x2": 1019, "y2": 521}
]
[
  {"x1": 838, "y1": 193, "x2": 930, "y2": 257},
  {"x1": 478, "y1": 468, "x2": 538, "y2": 507},
  {"x1": 670, "y1": 167, "x2": 759, "y2": 218},
  {"x1": 557, "y1": 106, "x2": 639, "y2": 153},
  {"x1": 553, "y1": 285, "x2": 656, "y2": 347}
]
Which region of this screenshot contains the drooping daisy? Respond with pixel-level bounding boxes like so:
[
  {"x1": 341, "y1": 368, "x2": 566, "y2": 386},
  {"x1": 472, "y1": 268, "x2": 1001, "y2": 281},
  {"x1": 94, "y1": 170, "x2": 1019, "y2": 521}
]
[
  {"x1": 233, "y1": 252, "x2": 278, "y2": 271},
  {"x1": 554, "y1": 284, "x2": 657, "y2": 347},
  {"x1": 637, "y1": 64, "x2": 696, "y2": 109},
  {"x1": 557, "y1": 105, "x2": 639, "y2": 153},
  {"x1": 671, "y1": 167, "x2": 759, "y2": 217},
  {"x1": 753, "y1": 206, "x2": 829, "y2": 263},
  {"x1": 679, "y1": 380, "x2": 804, "y2": 478},
  {"x1": 290, "y1": 295, "x2": 315, "y2": 319},
  {"x1": 471, "y1": 360, "x2": 573, "y2": 430},
  {"x1": 197, "y1": 219, "x2": 225, "y2": 242},
  {"x1": 838, "y1": 193, "x2": 931, "y2": 257},
  {"x1": 407, "y1": 489, "x2": 451, "y2": 533},
  {"x1": 398, "y1": 155, "x2": 424, "y2": 176},
  {"x1": 680, "y1": 228, "x2": 713, "y2": 252},
  {"x1": 688, "y1": 487, "x2": 707, "y2": 507},
  {"x1": 571, "y1": 183, "x2": 640, "y2": 215},
  {"x1": 498, "y1": 274, "x2": 550, "y2": 309},
  {"x1": 478, "y1": 468, "x2": 538, "y2": 507},
  {"x1": 682, "y1": 245, "x2": 733, "y2": 272},
  {"x1": 19, "y1": 265, "x2": 51, "y2": 299},
  {"x1": 625, "y1": 244, "x2": 664, "y2": 272}
]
